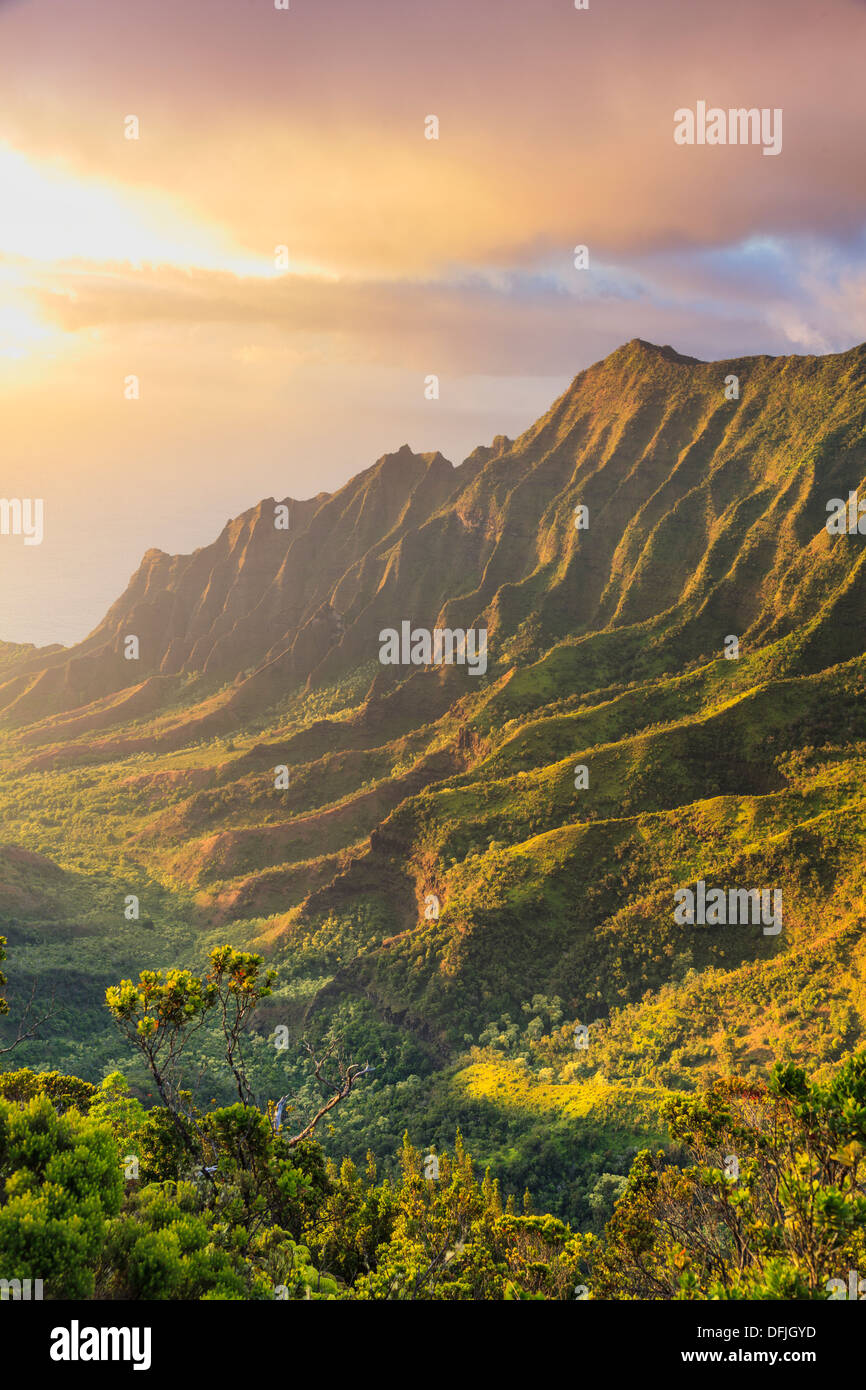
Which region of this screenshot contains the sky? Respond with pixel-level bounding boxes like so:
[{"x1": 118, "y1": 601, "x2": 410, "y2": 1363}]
[{"x1": 1, "y1": 0, "x2": 866, "y2": 645}]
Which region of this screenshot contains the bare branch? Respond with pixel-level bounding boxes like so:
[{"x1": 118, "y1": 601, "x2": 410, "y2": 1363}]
[
  {"x1": 278, "y1": 1041, "x2": 375, "y2": 1147},
  {"x1": 0, "y1": 981, "x2": 56, "y2": 1055}
]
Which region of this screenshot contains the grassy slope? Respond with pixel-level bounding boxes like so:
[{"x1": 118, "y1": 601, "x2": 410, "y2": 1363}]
[{"x1": 2, "y1": 340, "x2": 866, "y2": 1219}]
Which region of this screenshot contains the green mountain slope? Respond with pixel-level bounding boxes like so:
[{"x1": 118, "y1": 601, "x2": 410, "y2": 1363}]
[{"x1": 2, "y1": 337, "x2": 866, "y2": 1220}]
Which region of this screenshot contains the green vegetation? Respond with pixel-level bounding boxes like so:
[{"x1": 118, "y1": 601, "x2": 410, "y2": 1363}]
[
  {"x1": 1, "y1": 340, "x2": 866, "y2": 1294},
  {"x1": 0, "y1": 937, "x2": 863, "y2": 1299}
]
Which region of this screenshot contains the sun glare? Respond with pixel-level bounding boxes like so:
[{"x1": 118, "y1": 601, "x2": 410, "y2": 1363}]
[
  {"x1": 0, "y1": 142, "x2": 306, "y2": 362},
  {"x1": 0, "y1": 301, "x2": 55, "y2": 360},
  {"x1": 0, "y1": 143, "x2": 279, "y2": 276}
]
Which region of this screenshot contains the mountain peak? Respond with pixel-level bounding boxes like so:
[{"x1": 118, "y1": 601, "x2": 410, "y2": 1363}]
[
  {"x1": 4, "y1": 338, "x2": 866, "y2": 729},
  {"x1": 619, "y1": 337, "x2": 705, "y2": 365}
]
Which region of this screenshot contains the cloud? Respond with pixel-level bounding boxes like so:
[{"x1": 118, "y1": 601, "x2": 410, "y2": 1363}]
[
  {"x1": 19, "y1": 230, "x2": 865, "y2": 380},
  {"x1": 1, "y1": 0, "x2": 865, "y2": 275}
]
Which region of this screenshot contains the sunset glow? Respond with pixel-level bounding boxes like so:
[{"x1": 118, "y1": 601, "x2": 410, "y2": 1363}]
[{"x1": 1, "y1": 0, "x2": 865, "y2": 644}]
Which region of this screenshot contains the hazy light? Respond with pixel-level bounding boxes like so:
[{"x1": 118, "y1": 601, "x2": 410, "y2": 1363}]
[{"x1": 0, "y1": 143, "x2": 281, "y2": 275}]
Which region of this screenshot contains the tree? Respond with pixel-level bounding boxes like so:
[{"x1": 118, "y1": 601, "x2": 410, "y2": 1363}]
[
  {"x1": 273, "y1": 1039, "x2": 376, "y2": 1148},
  {"x1": 350, "y1": 1133, "x2": 584, "y2": 1300},
  {"x1": 588, "y1": 1051, "x2": 866, "y2": 1299},
  {"x1": 106, "y1": 949, "x2": 374, "y2": 1167},
  {"x1": 0, "y1": 1068, "x2": 94, "y2": 1114},
  {"x1": 0, "y1": 1095, "x2": 123, "y2": 1298},
  {"x1": 206, "y1": 946, "x2": 276, "y2": 1107},
  {"x1": 0, "y1": 935, "x2": 55, "y2": 1056},
  {"x1": 105, "y1": 965, "x2": 213, "y2": 1158},
  {"x1": 99, "y1": 1177, "x2": 338, "y2": 1300}
]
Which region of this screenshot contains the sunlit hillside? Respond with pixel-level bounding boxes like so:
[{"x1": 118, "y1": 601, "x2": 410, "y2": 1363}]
[{"x1": 2, "y1": 338, "x2": 866, "y2": 1224}]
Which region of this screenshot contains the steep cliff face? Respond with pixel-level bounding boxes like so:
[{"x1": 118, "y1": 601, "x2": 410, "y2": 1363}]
[
  {"x1": 3, "y1": 339, "x2": 866, "y2": 1185},
  {"x1": 3, "y1": 339, "x2": 866, "y2": 730}
]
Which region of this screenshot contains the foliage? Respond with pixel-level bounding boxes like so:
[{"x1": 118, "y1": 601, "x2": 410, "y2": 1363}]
[
  {"x1": 0, "y1": 1094, "x2": 123, "y2": 1298},
  {"x1": 588, "y1": 1053, "x2": 866, "y2": 1299}
]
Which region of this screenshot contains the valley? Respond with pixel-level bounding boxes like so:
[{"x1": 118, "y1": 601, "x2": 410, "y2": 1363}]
[{"x1": 2, "y1": 337, "x2": 866, "y2": 1228}]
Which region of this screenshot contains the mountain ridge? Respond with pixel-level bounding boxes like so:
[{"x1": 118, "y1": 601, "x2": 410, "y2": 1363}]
[
  {"x1": 3, "y1": 337, "x2": 866, "y2": 733},
  {"x1": 2, "y1": 336, "x2": 866, "y2": 1220}
]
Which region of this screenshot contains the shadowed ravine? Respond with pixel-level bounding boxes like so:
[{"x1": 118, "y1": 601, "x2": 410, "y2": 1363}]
[{"x1": 2, "y1": 337, "x2": 866, "y2": 1223}]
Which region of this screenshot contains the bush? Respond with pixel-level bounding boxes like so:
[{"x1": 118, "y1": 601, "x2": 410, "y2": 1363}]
[{"x1": 0, "y1": 1095, "x2": 123, "y2": 1298}]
